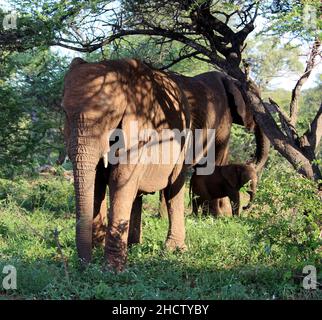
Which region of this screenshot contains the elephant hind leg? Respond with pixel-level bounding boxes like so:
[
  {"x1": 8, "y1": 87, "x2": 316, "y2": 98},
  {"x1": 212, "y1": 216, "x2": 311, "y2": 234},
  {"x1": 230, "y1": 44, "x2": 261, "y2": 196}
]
[
  {"x1": 164, "y1": 171, "x2": 187, "y2": 252},
  {"x1": 203, "y1": 200, "x2": 213, "y2": 216},
  {"x1": 128, "y1": 195, "x2": 143, "y2": 246},
  {"x1": 158, "y1": 190, "x2": 168, "y2": 219},
  {"x1": 92, "y1": 209, "x2": 107, "y2": 247},
  {"x1": 211, "y1": 197, "x2": 232, "y2": 217},
  {"x1": 213, "y1": 143, "x2": 233, "y2": 217}
]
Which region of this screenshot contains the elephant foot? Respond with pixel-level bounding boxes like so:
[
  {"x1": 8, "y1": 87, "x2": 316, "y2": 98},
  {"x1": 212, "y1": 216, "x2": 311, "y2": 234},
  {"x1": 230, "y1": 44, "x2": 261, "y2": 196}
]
[
  {"x1": 104, "y1": 249, "x2": 127, "y2": 272},
  {"x1": 165, "y1": 238, "x2": 187, "y2": 252},
  {"x1": 104, "y1": 226, "x2": 128, "y2": 272}
]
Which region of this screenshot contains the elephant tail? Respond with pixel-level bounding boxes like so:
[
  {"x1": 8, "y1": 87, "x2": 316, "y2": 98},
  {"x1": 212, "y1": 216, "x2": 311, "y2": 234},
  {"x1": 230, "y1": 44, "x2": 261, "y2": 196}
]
[{"x1": 253, "y1": 124, "x2": 270, "y2": 173}]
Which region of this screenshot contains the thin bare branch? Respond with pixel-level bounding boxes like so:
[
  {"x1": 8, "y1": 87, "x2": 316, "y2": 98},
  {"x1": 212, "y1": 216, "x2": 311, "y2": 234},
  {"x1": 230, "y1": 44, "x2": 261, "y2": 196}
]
[
  {"x1": 158, "y1": 51, "x2": 204, "y2": 70},
  {"x1": 290, "y1": 38, "x2": 321, "y2": 126},
  {"x1": 267, "y1": 98, "x2": 298, "y2": 142}
]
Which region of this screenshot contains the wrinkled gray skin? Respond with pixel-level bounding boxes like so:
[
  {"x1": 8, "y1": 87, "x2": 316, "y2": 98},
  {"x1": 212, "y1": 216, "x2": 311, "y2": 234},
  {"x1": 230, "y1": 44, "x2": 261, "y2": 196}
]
[
  {"x1": 62, "y1": 58, "x2": 191, "y2": 270},
  {"x1": 160, "y1": 71, "x2": 270, "y2": 217}
]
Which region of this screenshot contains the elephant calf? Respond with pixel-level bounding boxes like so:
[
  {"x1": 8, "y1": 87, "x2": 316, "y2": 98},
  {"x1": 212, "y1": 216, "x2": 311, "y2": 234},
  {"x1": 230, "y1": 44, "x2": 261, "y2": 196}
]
[{"x1": 190, "y1": 164, "x2": 257, "y2": 216}]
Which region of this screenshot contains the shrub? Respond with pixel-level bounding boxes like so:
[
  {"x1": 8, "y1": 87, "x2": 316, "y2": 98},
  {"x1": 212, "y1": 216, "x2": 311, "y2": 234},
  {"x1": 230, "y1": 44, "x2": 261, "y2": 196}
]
[
  {"x1": 248, "y1": 159, "x2": 322, "y2": 264},
  {"x1": 0, "y1": 177, "x2": 75, "y2": 214}
]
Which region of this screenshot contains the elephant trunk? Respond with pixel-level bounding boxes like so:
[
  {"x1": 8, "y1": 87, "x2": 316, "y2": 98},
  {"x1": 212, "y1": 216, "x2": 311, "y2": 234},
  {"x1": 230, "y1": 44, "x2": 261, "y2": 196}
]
[
  {"x1": 70, "y1": 132, "x2": 101, "y2": 264},
  {"x1": 253, "y1": 124, "x2": 270, "y2": 173}
]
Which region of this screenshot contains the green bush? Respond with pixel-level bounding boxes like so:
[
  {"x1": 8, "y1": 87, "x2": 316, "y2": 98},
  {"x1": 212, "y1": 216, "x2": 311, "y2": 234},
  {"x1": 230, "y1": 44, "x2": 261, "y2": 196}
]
[
  {"x1": 248, "y1": 159, "x2": 322, "y2": 264},
  {"x1": 0, "y1": 177, "x2": 75, "y2": 214},
  {"x1": 229, "y1": 124, "x2": 256, "y2": 163}
]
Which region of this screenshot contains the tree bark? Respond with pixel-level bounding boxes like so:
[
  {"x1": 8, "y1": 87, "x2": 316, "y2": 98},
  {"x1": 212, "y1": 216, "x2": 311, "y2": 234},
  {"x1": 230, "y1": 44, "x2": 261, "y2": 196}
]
[
  {"x1": 243, "y1": 81, "x2": 320, "y2": 180},
  {"x1": 289, "y1": 38, "x2": 321, "y2": 126}
]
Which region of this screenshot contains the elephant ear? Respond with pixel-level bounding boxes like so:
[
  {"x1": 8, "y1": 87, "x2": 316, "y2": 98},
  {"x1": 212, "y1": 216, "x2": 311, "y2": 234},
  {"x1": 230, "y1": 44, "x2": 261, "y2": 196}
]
[
  {"x1": 221, "y1": 165, "x2": 239, "y2": 189},
  {"x1": 222, "y1": 76, "x2": 255, "y2": 131}
]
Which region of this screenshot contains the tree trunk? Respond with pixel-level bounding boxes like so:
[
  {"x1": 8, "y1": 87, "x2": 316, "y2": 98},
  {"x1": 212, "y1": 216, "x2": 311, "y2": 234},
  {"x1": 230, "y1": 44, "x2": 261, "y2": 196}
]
[{"x1": 244, "y1": 82, "x2": 318, "y2": 180}]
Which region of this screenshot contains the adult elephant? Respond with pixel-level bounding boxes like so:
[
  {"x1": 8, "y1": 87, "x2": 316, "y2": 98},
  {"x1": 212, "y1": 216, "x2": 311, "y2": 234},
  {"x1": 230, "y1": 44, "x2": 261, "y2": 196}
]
[
  {"x1": 193, "y1": 71, "x2": 269, "y2": 215},
  {"x1": 62, "y1": 58, "x2": 191, "y2": 270},
  {"x1": 159, "y1": 70, "x2": 270, "y2": 217},
  {"x1": 194, "y1": 71, "x2": 269, "y2": 171}
]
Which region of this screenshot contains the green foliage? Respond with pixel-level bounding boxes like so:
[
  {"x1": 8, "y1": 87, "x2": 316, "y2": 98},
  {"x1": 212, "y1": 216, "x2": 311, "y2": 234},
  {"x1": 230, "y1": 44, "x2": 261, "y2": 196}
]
[
  {"x1": 0, "y1": 0, "x2": 81, "y2": 52},
  {"x1": 0, "y1": 49, "x2": 68, "y2": 178},
  {"x1": 262, "y1": 0, "x2": 322, "y2": 41},
  {"x1": 93, "y1": 35, "x2": 212, "y2": 76},
  {"x1": 229, "y1": 124, "x2": 256, "y2": 163},
  {"x1": 244, "y1": 37, "x2": 303, "y2": 90},
  {"x1": 0, "y1": 167, "x2": 321, "y2": 300},
  {"x1": 251, "y1": 159, "x2": 321, "y2": 258},
  {"x1": 0, "y1": 176, "x2": 75, "y2": 214}
]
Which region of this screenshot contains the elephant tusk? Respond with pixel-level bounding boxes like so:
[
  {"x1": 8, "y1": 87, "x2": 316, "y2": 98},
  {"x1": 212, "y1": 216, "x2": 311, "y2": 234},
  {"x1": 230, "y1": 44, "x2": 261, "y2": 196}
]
[{"x1": 103, "y1": 153, "x2": 108, "y2": 168}]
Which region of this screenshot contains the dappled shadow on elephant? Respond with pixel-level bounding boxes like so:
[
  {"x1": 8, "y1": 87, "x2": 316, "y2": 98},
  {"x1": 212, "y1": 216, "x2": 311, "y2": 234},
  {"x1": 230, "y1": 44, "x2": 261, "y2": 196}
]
[
  {"x1": 63, "y1": 58, "x2": 191, "y2": 270},
  {"x1": 158, "y1": 70, "x2": 270, "y2": 218}
]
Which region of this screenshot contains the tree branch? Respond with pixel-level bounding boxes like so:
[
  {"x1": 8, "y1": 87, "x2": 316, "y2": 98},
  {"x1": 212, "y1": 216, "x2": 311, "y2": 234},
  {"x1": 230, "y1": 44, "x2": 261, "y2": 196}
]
[
  {"x1": 243, "y1": 83, "x2": 319, "y2": 180},
  {"x1": 267, "y1": 98, "x2": 298, "y2": 142},
  {"x1": 289, "y1": 38, "x2": 321, "y2": 126},
  {"x1": 54, "y1": 28, "x2": 212, "y2": 55},
  {"x1": 158, "y1": 51, "x2": 200, "y2": 70}
]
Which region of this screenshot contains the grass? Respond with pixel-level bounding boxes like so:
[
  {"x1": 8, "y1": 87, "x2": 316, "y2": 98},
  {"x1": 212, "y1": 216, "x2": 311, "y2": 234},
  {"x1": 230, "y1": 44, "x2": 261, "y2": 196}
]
[{"x1": 0, "y1": 168, "x2": 321, "y2": 300}]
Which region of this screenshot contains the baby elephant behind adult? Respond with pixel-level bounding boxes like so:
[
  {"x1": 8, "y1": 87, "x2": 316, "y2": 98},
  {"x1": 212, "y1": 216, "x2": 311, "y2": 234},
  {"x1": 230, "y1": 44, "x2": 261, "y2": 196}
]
[{"x1": 190, "y1": 164, "x2": 257, "y2": 216}]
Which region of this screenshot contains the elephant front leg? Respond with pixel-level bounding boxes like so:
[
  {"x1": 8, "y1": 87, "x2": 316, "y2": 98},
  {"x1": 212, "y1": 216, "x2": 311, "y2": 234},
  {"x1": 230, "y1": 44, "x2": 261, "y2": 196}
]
[
  {"x1": 93, "y1": 161, "x2": 107, "y2": 247},
  {"x1": 164, "y1": 173, "x2": 187, "y2": 251},
  {"x1": 105, "y1": 183, "x2": 137, "y2": 271},
  {"x1": 128, "y1": 195, "x2": 143, "y2": 246},
  {"x1": 229, "y1": 192, "x2": 240, "y2": 216}
]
